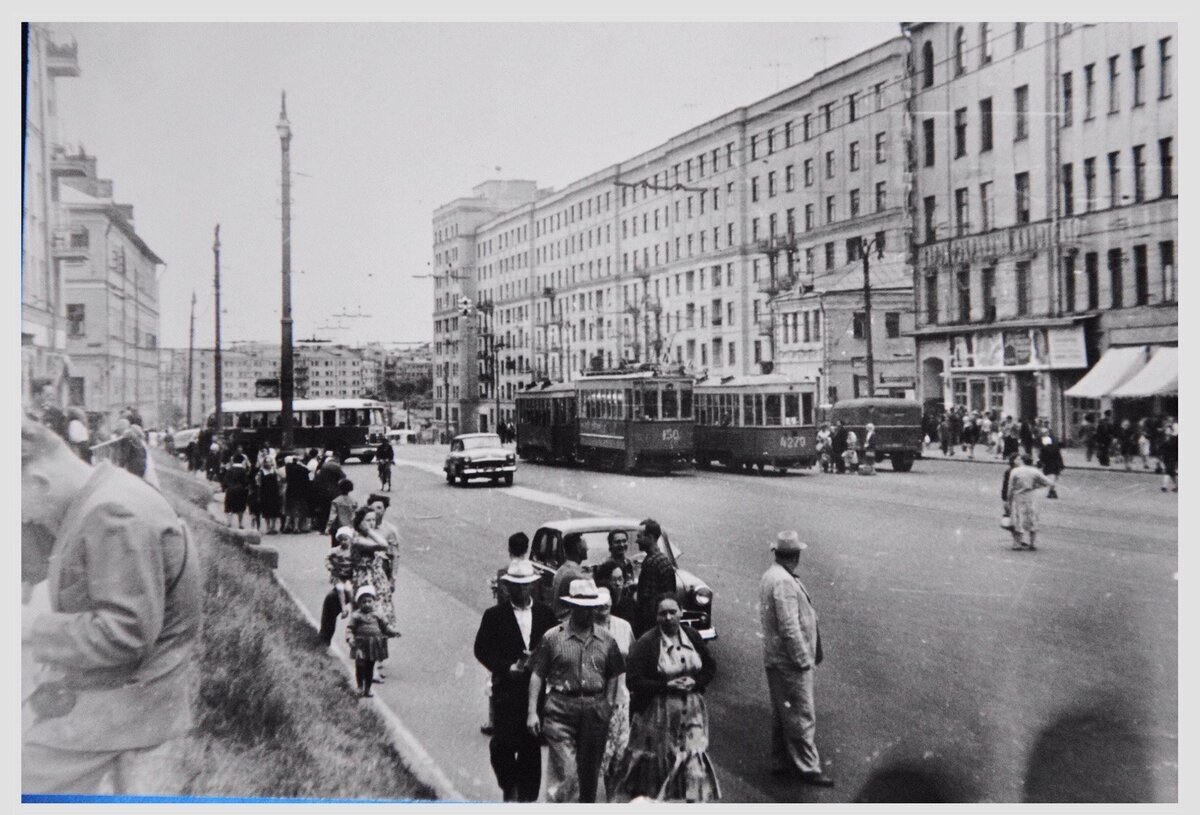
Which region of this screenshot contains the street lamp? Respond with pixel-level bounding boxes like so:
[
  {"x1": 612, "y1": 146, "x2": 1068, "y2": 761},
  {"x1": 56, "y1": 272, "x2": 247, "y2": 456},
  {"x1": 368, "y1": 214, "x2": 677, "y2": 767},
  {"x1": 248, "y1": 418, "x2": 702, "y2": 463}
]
[{"x1": 277, "y1": 91, "x2": 296, "y2": 451}]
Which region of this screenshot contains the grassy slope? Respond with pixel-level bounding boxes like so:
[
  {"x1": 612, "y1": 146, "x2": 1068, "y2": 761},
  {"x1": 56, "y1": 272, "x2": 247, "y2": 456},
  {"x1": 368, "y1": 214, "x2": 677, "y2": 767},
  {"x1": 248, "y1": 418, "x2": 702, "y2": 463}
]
[{"x1": 156, "y1": 461, "x2": 436, "y2": 800}]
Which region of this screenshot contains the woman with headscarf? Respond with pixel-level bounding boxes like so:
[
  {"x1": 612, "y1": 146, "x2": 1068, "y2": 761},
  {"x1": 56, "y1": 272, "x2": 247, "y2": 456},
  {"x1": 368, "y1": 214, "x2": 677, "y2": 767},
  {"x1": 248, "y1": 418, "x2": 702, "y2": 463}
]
[
  {"x1": 351, "y1": 506, "x2": 395, "y2": 630},
  {"x1": 614, "y1": 595, "x2": 719, "y2": 802}
]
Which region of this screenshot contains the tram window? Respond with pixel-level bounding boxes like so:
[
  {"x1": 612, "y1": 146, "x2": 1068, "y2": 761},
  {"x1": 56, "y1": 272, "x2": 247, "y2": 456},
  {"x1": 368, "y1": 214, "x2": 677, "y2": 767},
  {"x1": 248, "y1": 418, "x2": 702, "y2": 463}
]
[
  {"x1": 743, "y1": 394, "x2": 756, "y2": 426},
  {"x1": 268, "y1": 412, "x2": 282, "y2": 428},
  {"x1": 662, "y1": 386, "x2": 678, "y2": 419},
  {"x1": 643, "y1": 387, "x2": 659, "y2": 420},
  {"x1": 755, "y1": 395, "x2": 766, "y2": 426},
  {"x1": 237, "y1": 412, "x2": 253, "y2": 429},
  {"x1": 336, "y1": 409, "x2": 354, "y2": 426},
  {"x1": 802, "y1": 392, "x2": 814, "y2": 425},
  {"x1": 622, "y1": 389, "x2": 632, "y2": 420},
  {"x1": 784, "y1": 394, "x2": 801, "y2": 425},
  {"x1": 223, "y1": 413, "x2": 236, "y2": 429},
  {"x1": 323, "y1": 409, "x2": 337, "y2": 427},
  {"x1": 632, "y1": 388, "x2": 643, "y2": 418},
  {"x1": 765, "y1": 394, "x2": 782, "y2": 426},
  {"x1": 680, "y1": 387, "x2": 692, "y2": 419},
  {"x1": 302, "y1": 411, "x2": 318, "y2": 427}
]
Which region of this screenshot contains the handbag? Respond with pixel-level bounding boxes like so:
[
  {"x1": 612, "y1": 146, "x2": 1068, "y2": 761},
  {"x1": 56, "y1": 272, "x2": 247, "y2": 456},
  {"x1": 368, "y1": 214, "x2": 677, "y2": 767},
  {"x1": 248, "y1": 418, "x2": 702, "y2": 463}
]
[{"x1": 999, "y1": 513, "x2": 1013, "y2": 530}]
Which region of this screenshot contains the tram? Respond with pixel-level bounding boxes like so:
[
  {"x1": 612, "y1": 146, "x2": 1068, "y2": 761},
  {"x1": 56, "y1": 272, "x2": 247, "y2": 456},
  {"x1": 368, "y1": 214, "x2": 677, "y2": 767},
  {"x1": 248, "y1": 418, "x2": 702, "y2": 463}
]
[
  {"x1": 693, "y1": 374, "x2": 820, "y2": 473},
  {"x1": 515, "y1": 370, "x2": 694, "y2": 472}
]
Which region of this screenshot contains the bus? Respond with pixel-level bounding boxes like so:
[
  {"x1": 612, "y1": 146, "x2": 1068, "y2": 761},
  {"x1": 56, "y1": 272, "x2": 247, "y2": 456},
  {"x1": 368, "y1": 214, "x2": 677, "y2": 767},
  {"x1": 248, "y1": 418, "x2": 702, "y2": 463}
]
[
  {"x1": 208, "y1": 398, "x2": 388, "y2": 461},
  {"x1": 694, "y1": 374, "x2": 820, "y2": 473},
  {"x1": 516, "y1": 370, "x2": 694, "y2": 472}
]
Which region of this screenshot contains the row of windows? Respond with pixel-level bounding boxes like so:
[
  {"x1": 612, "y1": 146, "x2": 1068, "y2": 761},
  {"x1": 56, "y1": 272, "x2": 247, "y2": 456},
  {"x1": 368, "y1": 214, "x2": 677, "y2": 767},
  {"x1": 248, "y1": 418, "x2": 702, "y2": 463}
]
[
  {"x1": 694, "y1": 390, "x2": 815, "y2": 427},
  {"x1": 923, "y1": 239, "x2": 1176, "y2": 325},
  {"x1": 1061, "y1": 39, "x2": 1173, "y2": 126}
]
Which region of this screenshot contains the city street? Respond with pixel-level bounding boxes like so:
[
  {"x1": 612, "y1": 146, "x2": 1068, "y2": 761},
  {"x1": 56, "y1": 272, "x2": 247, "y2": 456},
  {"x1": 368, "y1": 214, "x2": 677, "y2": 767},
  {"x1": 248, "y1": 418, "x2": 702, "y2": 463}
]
[{"x1": 275, "y1": 450, "x2": 1177, "y2": 803}]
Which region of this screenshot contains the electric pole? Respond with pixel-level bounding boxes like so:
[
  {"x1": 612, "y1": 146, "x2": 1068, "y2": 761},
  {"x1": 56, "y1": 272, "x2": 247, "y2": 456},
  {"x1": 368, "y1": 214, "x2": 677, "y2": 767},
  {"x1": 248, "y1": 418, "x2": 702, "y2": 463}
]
[
  {"x1": 860, "y1": 235, "x2": 880, "y2": 397},
  {"x1": 213, "y1": 224, "x2": 224, "y2": 437},
  {"x1": 186, "y1": 291, "x2": 196, "y2": 427},
  {"x1": 277, "y1": 91, "x2": 296, "y2": 452}
]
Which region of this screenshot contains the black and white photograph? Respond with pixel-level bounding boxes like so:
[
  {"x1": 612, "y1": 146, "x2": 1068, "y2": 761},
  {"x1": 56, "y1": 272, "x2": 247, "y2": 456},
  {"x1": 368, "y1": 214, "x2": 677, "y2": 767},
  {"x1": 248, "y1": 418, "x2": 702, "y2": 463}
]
[{"x1": 19, "y1": 6, "x2": 1181, "y2": 805}]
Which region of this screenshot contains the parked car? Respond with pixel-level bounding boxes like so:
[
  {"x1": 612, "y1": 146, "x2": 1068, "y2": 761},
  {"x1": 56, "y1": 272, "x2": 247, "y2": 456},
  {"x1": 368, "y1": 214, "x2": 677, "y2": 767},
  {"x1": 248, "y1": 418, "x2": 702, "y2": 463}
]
[
  {"x1": 525, "y1": 516, "x2": 715, "y2": 639},
  {"x1": 443, "y1": 432, "x2": 516, "y2": 486}
]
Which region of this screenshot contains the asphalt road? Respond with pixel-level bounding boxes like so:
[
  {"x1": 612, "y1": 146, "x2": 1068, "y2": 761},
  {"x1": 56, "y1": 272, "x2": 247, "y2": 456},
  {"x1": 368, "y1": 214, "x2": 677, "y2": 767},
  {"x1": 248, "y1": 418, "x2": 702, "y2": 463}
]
[{"x1": 287, "y1": 449, "x2": 1177, "y2": 803}]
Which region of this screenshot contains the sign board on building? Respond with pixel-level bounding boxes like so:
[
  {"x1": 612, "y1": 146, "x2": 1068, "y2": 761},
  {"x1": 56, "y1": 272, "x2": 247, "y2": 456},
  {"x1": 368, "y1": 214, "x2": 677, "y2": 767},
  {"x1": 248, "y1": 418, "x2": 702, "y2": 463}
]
[
  {"x1": 948, "y1": 325, "x2": 1086, "y2": 371},
  {"x1": 918, "y1": 219, "x2": 1083, "y2": 268}
]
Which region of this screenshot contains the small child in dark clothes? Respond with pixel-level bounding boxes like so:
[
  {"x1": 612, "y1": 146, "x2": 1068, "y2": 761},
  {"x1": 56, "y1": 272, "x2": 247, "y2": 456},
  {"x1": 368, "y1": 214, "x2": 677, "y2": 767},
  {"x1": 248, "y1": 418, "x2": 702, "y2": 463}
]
[
  {"x1": 326, "y1": 478, "x2": 358, "y2": 547},
  {"x1": 346, "y1": 586, "x2": 399, "y2": 697},
  {"x1": 326, "y1": 526, "x2": 356, "y2": 618}
]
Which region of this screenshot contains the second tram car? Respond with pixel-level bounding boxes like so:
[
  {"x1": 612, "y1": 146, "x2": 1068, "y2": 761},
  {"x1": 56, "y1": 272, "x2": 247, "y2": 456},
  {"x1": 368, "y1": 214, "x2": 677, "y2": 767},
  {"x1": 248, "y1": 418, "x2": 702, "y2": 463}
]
[
  {"x1": 694, "y1": 374, "x2": 820, "y2": 473},
  {"x1": 515, "y1": 370, "x2": 694, "y2": 472}
]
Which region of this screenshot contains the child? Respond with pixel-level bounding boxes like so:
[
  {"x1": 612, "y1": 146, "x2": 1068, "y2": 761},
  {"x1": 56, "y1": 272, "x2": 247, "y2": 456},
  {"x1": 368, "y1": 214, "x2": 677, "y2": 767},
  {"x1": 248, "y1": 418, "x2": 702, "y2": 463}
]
[
  {"x1": 326, "y1": 478, "x2": 357, "y2": 547},
  {"x1": 346, "y1": 586, "x2": 399, "y2": 698},
  {"x1": 326, "y1": 526, "x2": 356, "y2": 619}
]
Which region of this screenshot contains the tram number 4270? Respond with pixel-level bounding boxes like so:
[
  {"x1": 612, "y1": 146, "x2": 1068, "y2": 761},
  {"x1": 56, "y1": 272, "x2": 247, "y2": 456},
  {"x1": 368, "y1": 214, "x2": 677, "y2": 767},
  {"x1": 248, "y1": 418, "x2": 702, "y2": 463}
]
[
  {"x1": 661, "y1": 428, "x2": 682, "y2": 443},
  {"x1": 778, "y1": 435, "x2": 808, "y2": 449}
]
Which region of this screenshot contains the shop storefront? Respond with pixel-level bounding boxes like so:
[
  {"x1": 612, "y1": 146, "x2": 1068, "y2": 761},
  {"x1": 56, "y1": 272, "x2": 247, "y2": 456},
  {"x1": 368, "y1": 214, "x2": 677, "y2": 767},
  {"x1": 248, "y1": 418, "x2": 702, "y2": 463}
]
[{"x1": 918, "y1": 321, "x2": 1089, "y2": 437}]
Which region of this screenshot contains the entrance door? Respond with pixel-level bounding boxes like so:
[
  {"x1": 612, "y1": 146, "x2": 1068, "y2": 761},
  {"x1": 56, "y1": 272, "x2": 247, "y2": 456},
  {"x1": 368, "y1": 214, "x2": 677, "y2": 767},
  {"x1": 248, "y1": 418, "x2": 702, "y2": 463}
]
[
  {"x1": 479, "y1": 413, "x2": 489, "y2": 433},
  {"x1": 1016, "y1": 373, "x2": 1037, "y2": 420},
  {"x1": 969, "y1": 380, "x2": 987, "y2": 412}
]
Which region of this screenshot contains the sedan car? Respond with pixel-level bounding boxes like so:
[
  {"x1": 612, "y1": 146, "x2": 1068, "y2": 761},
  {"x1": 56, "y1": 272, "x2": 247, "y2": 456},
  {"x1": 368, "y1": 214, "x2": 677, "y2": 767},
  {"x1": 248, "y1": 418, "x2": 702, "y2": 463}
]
[
  {"x1": 444, "y1": 432, "x2": 516, "y2": 486},
  {"x1": 526, "y1": 517, "x2": 715, "y2": 639}
]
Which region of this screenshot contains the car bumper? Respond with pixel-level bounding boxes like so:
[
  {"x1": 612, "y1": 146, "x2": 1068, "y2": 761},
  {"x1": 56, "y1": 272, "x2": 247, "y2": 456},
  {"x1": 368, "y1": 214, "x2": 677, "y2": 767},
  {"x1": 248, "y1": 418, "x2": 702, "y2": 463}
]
[
  {"x1": 682, "y1": 612, "x2": 716, "y2": 640},
  {"x1": 458, "y1": 464, "x2": 517, "y2": 476}
]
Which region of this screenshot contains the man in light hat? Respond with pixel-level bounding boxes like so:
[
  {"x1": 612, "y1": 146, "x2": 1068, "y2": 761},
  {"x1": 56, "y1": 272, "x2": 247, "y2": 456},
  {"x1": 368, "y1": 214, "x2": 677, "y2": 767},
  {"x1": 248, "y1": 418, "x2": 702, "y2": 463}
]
[
  {"x1": 759, "y1": 530, "x2": 834, "y2": 787},
  {"x1": 474, "y1": 560, "x2": 557, "y2": 801},
  {"x1": 528, "y1": 578, "x2": 626, "y2": 802}
]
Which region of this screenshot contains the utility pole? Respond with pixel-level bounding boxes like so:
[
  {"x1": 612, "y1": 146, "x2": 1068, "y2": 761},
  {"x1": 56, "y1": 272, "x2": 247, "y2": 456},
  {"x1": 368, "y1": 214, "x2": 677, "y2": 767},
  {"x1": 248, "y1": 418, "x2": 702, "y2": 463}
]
[
  {"x1": 186, "y1": 291, "x2": 196, "y2": 427},
  {"x1": 277, "y1": 91, "x2": 296, "y2": 452},
  {"x1": 860, "y1": 235, "x2": 881, "y2": 397},
  {"x1": 213, "y1": 224, "x2": 224, "y2": 437}
]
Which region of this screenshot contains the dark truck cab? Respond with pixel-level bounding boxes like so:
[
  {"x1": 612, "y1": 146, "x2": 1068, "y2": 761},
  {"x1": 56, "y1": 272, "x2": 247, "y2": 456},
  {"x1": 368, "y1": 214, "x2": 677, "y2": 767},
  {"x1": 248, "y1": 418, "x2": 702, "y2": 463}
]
[{"x1": 824, "y1": 397, "x2": 924, "y2": 472}]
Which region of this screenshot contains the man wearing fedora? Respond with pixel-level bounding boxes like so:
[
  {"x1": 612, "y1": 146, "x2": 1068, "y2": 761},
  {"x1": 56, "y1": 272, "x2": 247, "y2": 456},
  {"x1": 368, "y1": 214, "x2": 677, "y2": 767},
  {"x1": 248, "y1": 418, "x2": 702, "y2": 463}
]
[
  {"x1": 473, "y1": 560, "x2": 557, "y2": 802},
  {"x1": 527, "y1": 578, "x2": 626, "y2": 803},
  {"x1": 759, "y1": 530, "x2": 834, "y2": 787}
]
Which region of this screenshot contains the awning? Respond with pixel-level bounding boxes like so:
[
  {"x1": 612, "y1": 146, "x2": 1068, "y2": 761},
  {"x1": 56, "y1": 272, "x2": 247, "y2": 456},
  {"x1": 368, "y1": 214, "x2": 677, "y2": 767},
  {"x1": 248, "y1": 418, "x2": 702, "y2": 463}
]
[
  {"x1": 1064, "y1": 346, "x2": 1150, "y2": 399},
  {"x1": 1110, "y1": 347, "x2": 1177, "y2": 397}
]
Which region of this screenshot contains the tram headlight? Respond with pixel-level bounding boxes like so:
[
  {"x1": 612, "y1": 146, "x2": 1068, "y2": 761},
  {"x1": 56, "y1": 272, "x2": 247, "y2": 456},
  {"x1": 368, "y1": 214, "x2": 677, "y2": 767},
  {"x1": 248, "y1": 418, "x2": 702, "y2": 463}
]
[{"x1": 693, "y1": 586, "x2": 712, "y2": 606}]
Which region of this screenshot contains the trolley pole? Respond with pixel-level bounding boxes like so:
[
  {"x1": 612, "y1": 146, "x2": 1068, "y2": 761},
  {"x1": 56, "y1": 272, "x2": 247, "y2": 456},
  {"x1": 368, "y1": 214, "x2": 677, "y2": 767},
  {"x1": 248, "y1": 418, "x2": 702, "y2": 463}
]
[
  {"x1": 213, "y1": 225, "x2": 224, "y2": 436},
  {"x1": 277, "y1": 92, "x2": 296, "y2": 452}
]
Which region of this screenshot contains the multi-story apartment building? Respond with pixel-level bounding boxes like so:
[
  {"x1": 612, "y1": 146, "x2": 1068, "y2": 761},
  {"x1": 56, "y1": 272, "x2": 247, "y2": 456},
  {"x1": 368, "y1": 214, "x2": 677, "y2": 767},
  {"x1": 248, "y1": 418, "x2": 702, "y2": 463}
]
[
  {"x1": 436, "y1": 38, "x2": 912, "y2": 433},
  {"x1": 432, "y1": 180, "x2": 544, "y2": 435},
  {"x1": 56, "y1": 149, "x2": 163, "y2": 425},
  {"x1": 21, "y1": 25, "x2": 80, "y2": 405},
  {"x1": 905, "y1": 22, "x2": 1177, "y2": 437}
]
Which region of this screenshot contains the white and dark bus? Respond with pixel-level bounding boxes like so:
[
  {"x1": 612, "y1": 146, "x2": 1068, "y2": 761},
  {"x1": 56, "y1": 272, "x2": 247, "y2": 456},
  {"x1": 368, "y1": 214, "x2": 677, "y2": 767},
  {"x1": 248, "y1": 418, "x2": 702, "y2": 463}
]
[{"x1": 208, "y1": 398, "x2": 388, "y2": 461}]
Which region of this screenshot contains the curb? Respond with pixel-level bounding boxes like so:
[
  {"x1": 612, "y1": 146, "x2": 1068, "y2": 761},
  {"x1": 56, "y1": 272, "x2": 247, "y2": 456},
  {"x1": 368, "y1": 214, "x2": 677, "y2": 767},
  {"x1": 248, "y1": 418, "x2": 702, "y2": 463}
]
[
  {"x1": 198, "y1": 493, "x2": 463, "y2": 802},
  {"x1": 918, "y1": 449, "x2": 1163, "y2": 476}
]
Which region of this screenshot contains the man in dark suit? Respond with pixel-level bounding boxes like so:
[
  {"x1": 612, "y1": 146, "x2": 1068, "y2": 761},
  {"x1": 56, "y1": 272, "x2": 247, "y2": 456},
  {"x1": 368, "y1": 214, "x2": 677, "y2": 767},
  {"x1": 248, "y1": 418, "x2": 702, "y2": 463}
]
[{"x1": 473, "y1": 560, "x2": 557, "y2": 802}]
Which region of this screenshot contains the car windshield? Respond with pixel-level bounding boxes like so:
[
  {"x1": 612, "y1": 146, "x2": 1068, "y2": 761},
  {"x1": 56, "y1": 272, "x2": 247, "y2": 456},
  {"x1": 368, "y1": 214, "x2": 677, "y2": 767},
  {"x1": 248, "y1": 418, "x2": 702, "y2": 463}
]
[{"x1": 461, "y1": 435, "x2": 502, "y2": 450}]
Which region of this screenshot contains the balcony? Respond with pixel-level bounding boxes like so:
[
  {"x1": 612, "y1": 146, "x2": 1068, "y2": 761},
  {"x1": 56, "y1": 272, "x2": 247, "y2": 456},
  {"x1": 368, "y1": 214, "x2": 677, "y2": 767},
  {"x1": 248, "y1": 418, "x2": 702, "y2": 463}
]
[
  {"x1": 51, "y1": 229, "x2": 90, "y2": 260},
  {"x1": 756, "y1": 272, "x2": 799, "y2": 297},
  {"x1": 45, "y1": 40, "x2": 81, "y2": 77},
  {"x1": 756, "y1": 316, "x2": 775, "y2": 335}
]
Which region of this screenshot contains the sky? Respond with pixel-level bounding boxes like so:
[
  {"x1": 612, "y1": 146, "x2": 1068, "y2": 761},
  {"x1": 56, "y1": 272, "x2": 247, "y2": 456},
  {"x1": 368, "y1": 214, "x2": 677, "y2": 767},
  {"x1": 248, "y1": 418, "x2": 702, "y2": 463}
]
[{"x1": 44, "y1": 18, "x2": 905, "y2": 349}]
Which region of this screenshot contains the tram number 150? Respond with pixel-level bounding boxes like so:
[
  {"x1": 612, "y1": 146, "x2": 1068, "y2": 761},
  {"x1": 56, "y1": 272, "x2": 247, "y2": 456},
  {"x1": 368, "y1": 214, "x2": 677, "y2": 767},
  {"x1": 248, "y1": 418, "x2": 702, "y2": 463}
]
[
  {"x1": 779, "y1": 435, "x2": 807, "y2": 449},
  {"x1": 662, "y1": 428, "x2": 682, "y2": 443}
]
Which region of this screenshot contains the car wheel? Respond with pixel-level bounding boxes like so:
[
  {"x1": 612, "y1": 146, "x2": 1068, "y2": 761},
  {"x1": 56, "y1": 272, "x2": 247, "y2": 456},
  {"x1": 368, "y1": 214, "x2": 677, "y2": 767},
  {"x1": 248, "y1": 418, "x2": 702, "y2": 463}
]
[
  {"x1": 892, "y1": 454, "x2": 914, "y2": 472},
  {"x1": 360, "y1": 452, "x2": 375, "y2": 464},
  {"x1": 503, "y1": 473, "x2": 513, "y2": 486},
  {"x1": 445, "y1": 471, "x2": 453, "y2": 484}
]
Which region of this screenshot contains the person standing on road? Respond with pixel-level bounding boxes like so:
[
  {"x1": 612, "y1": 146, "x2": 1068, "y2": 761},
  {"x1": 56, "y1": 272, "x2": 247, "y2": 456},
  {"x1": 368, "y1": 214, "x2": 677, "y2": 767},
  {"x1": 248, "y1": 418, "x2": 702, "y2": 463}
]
[
  {"x1": 1158, "y1": 420, "x2": 1178, "y2": 493},
  {"x1": 634, "y1": 519, "x2": 676, "y2": 638},
  {"x1": 551, "y1": 533, "x2": 588, "y2": 620},
  {"x1": 1001, "y1": 454, "x2": 1022, "y2": 548},
  {"x1": 311, "y1": 452, "x2": 345, "y2": 534},
  {"x1": 1007, "y1": 455, "x2": 1053, "y2": 551},
  {"x1": 1094, "y1": 411, "x2": 1114, "y2": 467},
  {"x1": 1037, "y1": 434, "x2": 1064, "y2": 499},
  {"x1": 281, "y1": 455, "x2": 311, "y2": 534},
  {"x1": 831, "y1": 421, "x2": 849, "y2": 471},
  {"x1": 474, "y1": 560, "x2": 556, "y2": 802},
  {"x1": 376, "y1": 438, "x2": 394, "y2": 491},
  {"x1": 368, "y1": 494, "x2": 400, "y2": 586},
  {"x1": 603, "y1": 530, "x2": 637, "y2": 598},
  {"x1": 759, "y1": 531, "x2": 834, "y2": 787},
  {"x1": 256, "y1": 450, "x2": 282, "y2": 534},
  {"x1": 527, "y1": 579, "x2": 626, "y2": 803},
  {"x1": 616, "y1": 594, "x2": 719, "y2": 802},
  {"x1": 21, "y1": 419, "x2": 202, "y2": 795}
]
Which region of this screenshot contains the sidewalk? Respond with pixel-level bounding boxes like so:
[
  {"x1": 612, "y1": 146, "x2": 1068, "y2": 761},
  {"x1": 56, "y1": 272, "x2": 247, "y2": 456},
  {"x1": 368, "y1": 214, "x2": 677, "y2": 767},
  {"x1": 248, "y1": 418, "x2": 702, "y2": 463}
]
[{"x1": 920, "y1": 443, "x2": 1164, "y2": 474}]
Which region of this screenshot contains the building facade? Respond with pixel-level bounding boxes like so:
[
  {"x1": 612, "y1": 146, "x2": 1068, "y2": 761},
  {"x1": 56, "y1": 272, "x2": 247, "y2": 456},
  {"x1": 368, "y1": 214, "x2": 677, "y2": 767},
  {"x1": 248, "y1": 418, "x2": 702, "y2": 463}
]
[
  {"x1": 435, "y1": 38, "x2": 912, "y2": 433},
  {"x1": 905, "y1": 22, "x2": 1177, "y2": 437},
  {"x1": 21, "y1": 25, "x2": 80, "y2": 405},
  {"x1": 56, "y1": 150, "x2": 163, "y2": 425}
]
